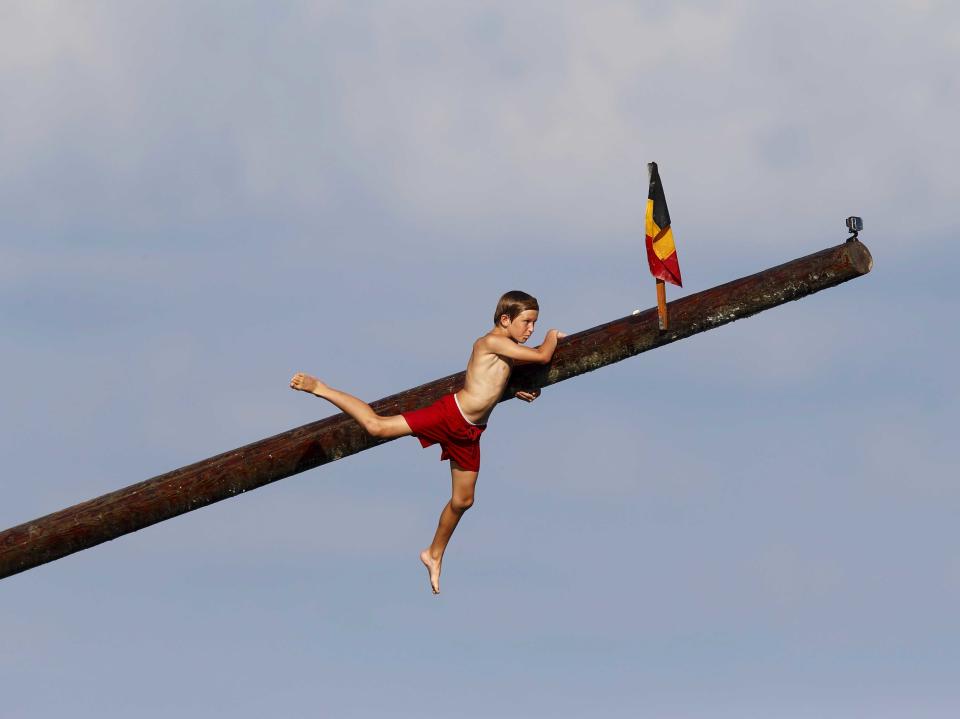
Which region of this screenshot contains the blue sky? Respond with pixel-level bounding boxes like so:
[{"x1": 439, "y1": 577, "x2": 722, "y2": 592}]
[{"x1": 2, "y1": 2, "x2": 958, "y2": 716}]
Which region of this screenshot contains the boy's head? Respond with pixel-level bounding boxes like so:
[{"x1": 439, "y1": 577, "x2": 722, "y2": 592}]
[{"x1": 494, "y1": 291, "x2": 539, "y2": 341}]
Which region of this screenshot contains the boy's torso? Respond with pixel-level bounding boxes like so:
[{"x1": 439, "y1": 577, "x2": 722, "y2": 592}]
[{"x1": 456, "y1": 332, "x2": 513, "y2": 424}]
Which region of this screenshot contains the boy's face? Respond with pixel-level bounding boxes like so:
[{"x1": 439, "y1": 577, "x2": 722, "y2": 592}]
[{"x1": 503, "y1": 309, "x2": 538, "y2": 343}]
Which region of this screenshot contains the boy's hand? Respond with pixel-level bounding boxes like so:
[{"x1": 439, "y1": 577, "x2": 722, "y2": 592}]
[{"x1": 515, "y1": 388, "x2": 541, "y2": 403}]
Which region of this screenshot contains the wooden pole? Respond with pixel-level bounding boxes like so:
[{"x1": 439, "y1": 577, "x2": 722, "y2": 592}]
[
  {"x1": 656, "y1": 279, "x2": 668, "y2": 330},
  {"x1": 0, "y1": 240, "x2": 873, "y2": 581}
]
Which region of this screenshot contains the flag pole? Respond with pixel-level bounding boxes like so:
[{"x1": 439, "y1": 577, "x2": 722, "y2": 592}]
[{"x1": 656, "y1": 278, "x2": 668, "y2": 330}]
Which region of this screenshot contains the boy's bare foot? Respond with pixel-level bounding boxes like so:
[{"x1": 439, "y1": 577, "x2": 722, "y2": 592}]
[
  {"x1": 290, "y1": 372, "x2": 327, "y2": 396},
  {"x1": 420, "y1": 549, "x2": 441, "y2": 594}
]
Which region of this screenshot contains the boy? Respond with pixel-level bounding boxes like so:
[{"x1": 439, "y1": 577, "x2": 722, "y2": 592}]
[{"x1": 290, "y1": 290, "x2": 565, "y2": 594}]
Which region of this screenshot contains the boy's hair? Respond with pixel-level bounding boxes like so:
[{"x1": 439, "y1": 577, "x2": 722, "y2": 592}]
[{"x1": 493, "y1": 290, "x2": 539, "y2": 326}]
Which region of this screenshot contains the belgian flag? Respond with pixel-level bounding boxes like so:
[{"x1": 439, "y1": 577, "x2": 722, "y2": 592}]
[{"x1": 645, "y1": 162, "x2": 682, "y2": 287}]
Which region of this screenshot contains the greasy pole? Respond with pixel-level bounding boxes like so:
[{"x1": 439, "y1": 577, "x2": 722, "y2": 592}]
[{"x1": 0, "y1": 240, "x2": 873, "y2": 581}]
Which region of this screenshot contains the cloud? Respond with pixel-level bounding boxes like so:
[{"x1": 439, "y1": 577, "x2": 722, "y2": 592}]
[
  {"x1": 5, "y1": 1, "x2": 956, "y2": 261},
  {"x1": 2, "y1": 6, "x2": 958, "y2": 715}
]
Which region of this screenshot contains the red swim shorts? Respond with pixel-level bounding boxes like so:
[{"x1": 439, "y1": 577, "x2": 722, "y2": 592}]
[{"x1": 401, "y1": 393, "x2": 486, "y2": 472}]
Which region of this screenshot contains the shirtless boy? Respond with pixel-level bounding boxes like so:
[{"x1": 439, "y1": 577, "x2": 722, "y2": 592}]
[{"x1": 290, "y1": 290, "x2": 565, "y2": 594}]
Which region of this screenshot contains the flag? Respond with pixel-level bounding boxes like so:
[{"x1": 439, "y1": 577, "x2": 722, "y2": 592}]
[{"x1": 645, "y1": 162, "x2": 682, "y2": 287}]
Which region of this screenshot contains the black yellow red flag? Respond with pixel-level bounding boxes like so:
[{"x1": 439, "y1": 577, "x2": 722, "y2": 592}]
[{"x1": 645, "y1": 162, "x2": 682, "y2": 287}]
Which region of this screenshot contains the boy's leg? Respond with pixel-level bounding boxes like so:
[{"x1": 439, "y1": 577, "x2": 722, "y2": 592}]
[
  {"x1": 290, "y1": 373, "x2": 412, "y2": 439},
  {"x1": 420, "y1": 461, "x2": 478, "y2": 594}
]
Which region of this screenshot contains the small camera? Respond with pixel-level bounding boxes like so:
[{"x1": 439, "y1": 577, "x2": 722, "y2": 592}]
[{"x1": 845, "y1": 216, "x2": 863, "y2": 241}]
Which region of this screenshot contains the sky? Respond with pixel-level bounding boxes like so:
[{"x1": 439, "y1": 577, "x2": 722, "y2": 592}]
[{"x1": 2, "y1": 1, "x2": 958, "y2": 716}]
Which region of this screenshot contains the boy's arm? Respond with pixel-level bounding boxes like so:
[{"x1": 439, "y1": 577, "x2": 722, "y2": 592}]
[
  {"x1": 486, "y1": 329, "x2": 563, "y2": 365},
  {"x1": 519, "y1": 332, "x2": 567, "y2": 365}
]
